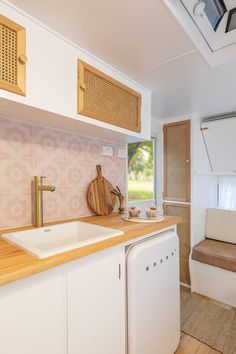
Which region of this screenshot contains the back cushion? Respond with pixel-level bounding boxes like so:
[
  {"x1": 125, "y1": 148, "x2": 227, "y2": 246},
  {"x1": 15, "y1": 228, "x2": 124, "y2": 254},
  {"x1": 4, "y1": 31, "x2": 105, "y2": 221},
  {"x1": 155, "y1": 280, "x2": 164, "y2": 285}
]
[{"x1": 205, "y1": 208, "x2": 236, "y2": 244}]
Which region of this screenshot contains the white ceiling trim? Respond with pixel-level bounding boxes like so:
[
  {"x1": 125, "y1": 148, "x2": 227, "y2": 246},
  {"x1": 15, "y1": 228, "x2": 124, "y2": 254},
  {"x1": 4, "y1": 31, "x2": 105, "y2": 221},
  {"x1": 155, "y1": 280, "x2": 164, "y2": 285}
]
[{"x1": 135, "y1": 48, "x2": 198, "y2": 76}]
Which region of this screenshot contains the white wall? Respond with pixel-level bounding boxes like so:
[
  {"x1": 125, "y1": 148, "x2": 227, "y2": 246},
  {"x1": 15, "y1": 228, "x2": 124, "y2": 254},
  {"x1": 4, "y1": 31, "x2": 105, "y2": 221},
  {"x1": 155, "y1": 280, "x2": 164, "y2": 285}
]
[{"x1": 191, "y1": 116, "x2": 218, "y2": 245}]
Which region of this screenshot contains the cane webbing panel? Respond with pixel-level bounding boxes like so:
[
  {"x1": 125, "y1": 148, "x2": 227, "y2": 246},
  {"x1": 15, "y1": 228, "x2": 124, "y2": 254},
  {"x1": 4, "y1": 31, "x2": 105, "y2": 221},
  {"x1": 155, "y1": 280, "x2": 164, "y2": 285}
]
[
  {"x1": 164, "y1": 203, "x2": 190, "y2": 285},
  {"x1": 0, "y1": 23, "x2": 17, "y2": 85},
  {"x1": 164, "y1": 120, "x2": 190, "y2": 202},
  {"x1": 0, "y1": 14, "x2": 26, "y2": 96},
  {"x1": 78, "y1": 60, "x2": 141, "y2": 132}
]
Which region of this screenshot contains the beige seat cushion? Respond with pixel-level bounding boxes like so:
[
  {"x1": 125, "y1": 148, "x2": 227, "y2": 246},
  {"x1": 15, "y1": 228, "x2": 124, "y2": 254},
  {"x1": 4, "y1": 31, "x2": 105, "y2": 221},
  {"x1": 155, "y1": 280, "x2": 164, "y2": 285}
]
[
  {"x1": 206, "y1": 208, "x2": 236, "y2": 244},
  {"x1": 192, "y1": 239, "x2": 236, "y2": 272}
]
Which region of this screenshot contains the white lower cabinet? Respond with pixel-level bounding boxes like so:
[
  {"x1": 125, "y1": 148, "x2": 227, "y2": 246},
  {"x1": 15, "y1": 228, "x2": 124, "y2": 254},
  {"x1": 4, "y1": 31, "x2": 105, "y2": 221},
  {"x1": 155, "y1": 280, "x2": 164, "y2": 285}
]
[
  {"x1": 0, "y1": 246, "x2": 126, "y2": 354},
  {"x1": 0, "y1": 269, "x2": 67, "y2": 354},
  {"x1": 67, "y1": 246, "x2": 126, "y2": 354}
]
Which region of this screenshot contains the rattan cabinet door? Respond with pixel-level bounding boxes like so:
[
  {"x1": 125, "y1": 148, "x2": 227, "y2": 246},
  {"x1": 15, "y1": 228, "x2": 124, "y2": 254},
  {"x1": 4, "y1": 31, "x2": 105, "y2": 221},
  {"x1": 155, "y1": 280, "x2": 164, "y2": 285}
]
[
  {"x1": 77, "y1": 60, "x2": 141, "y2": 132},
  {"x1": 163, "y1": 202, "x2": 190, "y2": 285},
  {"x1": 163, "y1": 120, "x2": 190, "y2": 202},
  {"x1": 0, "y1": 14, "x2": 26, "y2": 96}
]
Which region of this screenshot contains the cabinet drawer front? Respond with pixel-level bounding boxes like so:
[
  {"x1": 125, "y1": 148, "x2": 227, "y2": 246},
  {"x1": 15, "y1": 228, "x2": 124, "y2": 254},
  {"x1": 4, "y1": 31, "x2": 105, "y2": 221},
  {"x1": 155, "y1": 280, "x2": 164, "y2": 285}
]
[{"x1": 78, "y1": 59, "x2": 141, "y2": 132}]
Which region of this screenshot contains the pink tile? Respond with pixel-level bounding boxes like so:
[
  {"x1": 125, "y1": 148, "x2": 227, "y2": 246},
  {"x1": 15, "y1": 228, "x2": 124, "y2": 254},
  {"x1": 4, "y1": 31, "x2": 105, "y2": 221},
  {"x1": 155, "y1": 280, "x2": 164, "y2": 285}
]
[
  {"x1": 0, "y1": 157, "x2": 34, "y2": 193},
  {"x1": 43, "y1": 189, "x2": 64, "y2": 223},
  {"x1": 63, "y1": 189, "x2": 87, "y2": 219},
  {"x1": 34, "y1": 126, "x2": 64, "y2": 161},
  {"x1": 0, "y1": 118, "x2": 127, "y2": 228},
  {"x1": 103, "y1": 163, "x2": 126, "y2": 195},
  {"x1": 64, "y1": 162, "x2": 95, "y2": 191},
  {"x1": 0, "y1": 193, "x2": 32, "y2": 229},
  {"x1": 34, "y1": 159, "x2": 64, "y2": 190},
  {"x1": 63, "y1": 132, "x2": 86, "y2": 162},
  {"x1": 0, "y1": 117, "x2": 33, "y2": 157},
  {"x1": 84, "y1": 139, "x2": 103, "y2": 163}
]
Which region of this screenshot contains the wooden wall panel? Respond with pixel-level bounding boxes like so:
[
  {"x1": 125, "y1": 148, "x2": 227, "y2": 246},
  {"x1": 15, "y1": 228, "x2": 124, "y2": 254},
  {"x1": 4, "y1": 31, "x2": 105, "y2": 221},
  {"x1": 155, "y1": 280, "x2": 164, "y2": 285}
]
[
  {"x1": 163, "y1": 120, "x2": 190, "y2": 202},
  {"x1": 163, "y1": 203, "x2": 190, "y2": 285}
]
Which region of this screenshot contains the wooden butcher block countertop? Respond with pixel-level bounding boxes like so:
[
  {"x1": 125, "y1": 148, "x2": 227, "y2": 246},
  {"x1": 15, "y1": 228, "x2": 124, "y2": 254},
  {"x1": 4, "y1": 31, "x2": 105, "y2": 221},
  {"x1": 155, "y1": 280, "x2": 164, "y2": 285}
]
[{"x1": 0, "y1": 213, "x2": 182, "y2": 286}]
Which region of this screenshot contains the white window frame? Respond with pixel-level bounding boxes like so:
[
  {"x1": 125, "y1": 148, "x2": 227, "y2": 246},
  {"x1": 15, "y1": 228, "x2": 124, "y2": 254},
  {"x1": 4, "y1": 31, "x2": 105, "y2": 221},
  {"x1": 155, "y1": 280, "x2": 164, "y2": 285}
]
[
  {"x1": 180, "y1": 0, "x2": 236, "y2": 51},
  {"x1": 127, "y1": 137, "x2": 157, "y2": 208}
]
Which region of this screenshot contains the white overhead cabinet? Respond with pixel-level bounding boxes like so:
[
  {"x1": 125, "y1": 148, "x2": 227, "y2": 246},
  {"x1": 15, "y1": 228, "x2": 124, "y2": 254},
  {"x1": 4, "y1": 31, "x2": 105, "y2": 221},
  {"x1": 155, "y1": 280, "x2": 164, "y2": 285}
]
[
  {"x1": 67, "y1": 246, "x2": 126, "y2": 354},
  {"x1": 0, "y1": 270, "x2": 67, "y2": 354},
  {"x1": 201, "y1": 116, "x2": 236, "y2": 174},
  {"x1": 0, "y1": 2, "x2": 151, "y2": 141}
]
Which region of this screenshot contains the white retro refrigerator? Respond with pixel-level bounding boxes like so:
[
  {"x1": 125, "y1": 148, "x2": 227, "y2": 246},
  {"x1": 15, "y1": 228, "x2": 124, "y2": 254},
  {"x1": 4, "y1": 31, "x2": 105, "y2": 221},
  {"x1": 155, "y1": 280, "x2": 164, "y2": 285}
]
[{"x1": 127, "y1": 230, "x2": 180, "y2": 354}]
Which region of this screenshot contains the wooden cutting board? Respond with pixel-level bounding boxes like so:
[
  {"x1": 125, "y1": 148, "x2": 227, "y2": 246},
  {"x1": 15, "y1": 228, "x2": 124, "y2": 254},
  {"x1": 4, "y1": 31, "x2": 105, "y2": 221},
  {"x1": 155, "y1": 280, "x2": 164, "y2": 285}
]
[{"x1": 87, "y1": 165, "x2": 116, "y2": 216}]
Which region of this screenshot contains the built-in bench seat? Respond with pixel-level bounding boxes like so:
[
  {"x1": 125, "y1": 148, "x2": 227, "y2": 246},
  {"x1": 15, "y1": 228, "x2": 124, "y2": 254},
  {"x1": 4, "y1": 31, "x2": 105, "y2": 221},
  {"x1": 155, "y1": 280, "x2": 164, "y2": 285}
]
[
  {"x1": 192, "y1": 239, "x2": 236, "y2": 272},
  {"x1": 190, "y1": 208, "x2": 236, "y2": 307}
]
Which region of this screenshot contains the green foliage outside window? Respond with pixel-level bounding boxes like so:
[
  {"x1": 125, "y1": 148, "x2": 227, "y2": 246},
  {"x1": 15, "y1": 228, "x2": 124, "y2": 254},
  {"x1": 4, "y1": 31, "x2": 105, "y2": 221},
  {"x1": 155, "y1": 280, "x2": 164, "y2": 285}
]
[{"x1": 128, "y1": 139, "x2": 155, "y2": 201}]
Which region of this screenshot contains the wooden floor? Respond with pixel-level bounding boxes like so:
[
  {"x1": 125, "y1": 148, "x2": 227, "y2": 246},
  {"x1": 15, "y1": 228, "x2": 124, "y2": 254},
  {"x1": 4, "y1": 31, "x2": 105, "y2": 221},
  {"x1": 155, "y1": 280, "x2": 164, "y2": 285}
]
[{"x1": 175, "y1": 332, "x2": 222, "y2": 354}]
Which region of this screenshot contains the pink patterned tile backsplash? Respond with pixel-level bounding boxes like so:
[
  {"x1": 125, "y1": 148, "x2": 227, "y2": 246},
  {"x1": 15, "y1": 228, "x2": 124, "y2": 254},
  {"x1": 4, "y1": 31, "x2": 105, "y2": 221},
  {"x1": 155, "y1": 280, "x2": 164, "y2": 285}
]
[{"x1": 0, "y1": 117, "x2": 127, "y2": 229}]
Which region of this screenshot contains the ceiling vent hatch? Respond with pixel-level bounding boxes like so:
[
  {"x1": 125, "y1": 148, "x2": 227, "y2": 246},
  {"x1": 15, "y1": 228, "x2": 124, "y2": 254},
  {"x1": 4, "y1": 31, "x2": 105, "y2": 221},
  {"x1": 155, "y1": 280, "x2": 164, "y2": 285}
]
[
  {"x1": 0, "y1": 14, "x2": 26, "y2": 96},
  {"x1": 77, "y1": 60, "x2": 141, "y2": 133},
  {"x1": 181, "y1": 0, "x2": 236, "y2": 51}
]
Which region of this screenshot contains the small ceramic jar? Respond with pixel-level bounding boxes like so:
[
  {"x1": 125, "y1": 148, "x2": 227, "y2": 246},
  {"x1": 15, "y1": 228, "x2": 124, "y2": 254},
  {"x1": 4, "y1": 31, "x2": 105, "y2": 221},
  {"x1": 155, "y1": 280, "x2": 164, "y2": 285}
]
[
  {"x1": 145, "y1": 206, "x2": 159, "y2": 218},
  {"x1": 129, "y1": 206, "x2": 141, "y2": 218}
]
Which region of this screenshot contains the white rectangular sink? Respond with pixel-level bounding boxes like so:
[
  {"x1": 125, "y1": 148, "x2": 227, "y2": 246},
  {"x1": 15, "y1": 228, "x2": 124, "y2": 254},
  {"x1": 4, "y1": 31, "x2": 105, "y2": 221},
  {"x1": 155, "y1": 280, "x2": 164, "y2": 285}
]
[{"x1": 1, "y1": 221, "x2": 124, "y2": 259}]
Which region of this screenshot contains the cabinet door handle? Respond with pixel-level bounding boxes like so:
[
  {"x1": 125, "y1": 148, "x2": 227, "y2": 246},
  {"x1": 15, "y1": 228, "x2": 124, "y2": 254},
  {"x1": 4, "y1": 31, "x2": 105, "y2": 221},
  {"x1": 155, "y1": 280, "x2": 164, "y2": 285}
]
[
  {"x1": 18, "y1": 54, "x2": 28, "y2": 64},
  {"x1": 79, "y1": 81, "x2": 86, "y2": 90},
  {"x1": 118, "y1": 264, "x2": 121, "y2": 280}
]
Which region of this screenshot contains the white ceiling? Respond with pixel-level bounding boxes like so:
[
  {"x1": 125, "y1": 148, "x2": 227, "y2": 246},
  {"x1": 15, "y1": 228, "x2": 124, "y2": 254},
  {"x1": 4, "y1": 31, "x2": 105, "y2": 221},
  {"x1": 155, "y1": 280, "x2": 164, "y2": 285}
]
[
  {"x1": 143, "y1": 50, "x2": 236, "y2": 120},
  {"x1": 8, "y1": 0, "x2": 236, "y2": 121},
  {"x1": 9, "y1": 0, "x2": 195, "y2": 75}
]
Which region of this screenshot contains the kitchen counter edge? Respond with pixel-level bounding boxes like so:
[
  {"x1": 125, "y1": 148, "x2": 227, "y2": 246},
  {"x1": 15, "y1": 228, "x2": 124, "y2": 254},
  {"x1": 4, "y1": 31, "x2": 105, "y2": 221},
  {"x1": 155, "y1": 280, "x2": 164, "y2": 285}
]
[{"x1": 0, "y1": 213, "x2": 182, "y2": 286}]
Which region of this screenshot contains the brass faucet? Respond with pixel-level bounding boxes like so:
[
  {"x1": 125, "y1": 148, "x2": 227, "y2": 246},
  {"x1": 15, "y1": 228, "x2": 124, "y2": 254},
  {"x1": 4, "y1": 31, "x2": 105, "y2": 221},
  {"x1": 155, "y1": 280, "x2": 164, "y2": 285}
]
[{"x1": 34, "y1": 176, "x2": 56, "y2": 227}]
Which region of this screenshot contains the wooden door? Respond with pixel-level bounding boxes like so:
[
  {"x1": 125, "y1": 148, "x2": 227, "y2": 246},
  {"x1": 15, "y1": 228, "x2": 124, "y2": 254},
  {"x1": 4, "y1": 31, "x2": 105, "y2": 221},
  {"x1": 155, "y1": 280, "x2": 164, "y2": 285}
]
[
  {"x1": 67, "y1": 246, "x2": 126, "y2": 354},
  {"x1": 163, "y1": 203, "x2": 190, "y2": 285},
  {"x1": 163, "y1": 120, "x2": 190, "y2": 202}
]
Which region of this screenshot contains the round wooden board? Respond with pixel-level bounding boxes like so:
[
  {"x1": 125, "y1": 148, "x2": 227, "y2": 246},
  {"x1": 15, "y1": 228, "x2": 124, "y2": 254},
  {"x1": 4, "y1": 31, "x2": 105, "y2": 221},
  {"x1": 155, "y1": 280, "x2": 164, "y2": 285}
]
[{"x1": 87, "y1": 165, "x2": 116, "y2": 216}]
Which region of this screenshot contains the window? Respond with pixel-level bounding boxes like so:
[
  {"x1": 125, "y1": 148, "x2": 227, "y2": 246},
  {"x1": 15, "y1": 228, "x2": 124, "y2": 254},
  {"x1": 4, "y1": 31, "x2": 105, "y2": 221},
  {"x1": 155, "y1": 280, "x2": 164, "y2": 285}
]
[
  {"x1": 128, "y1": 138, "x2": 156, "y2": 202},
  {"x1": 226, "y1": 8, "x2": 236, "y2": 32},
  {"x1": 218, "y1": 176, "x2": 236, "y2": 210},
  {"x1": 203, "y1": 0, "x2": 226, "y2": 31},
  {"x1": 180, "y1": 0, "x2": 236, "y2": 52}
]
